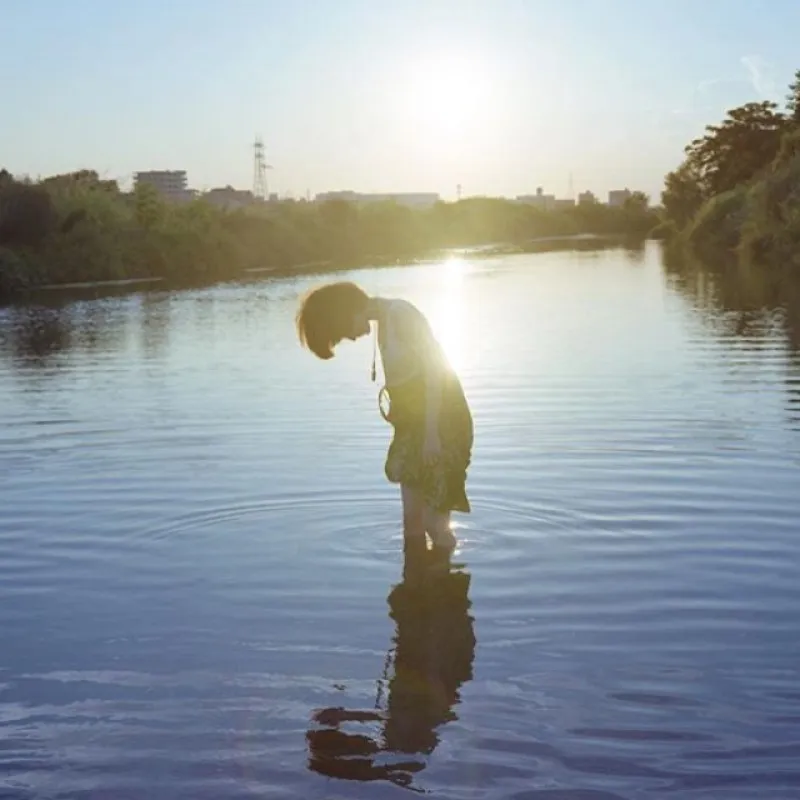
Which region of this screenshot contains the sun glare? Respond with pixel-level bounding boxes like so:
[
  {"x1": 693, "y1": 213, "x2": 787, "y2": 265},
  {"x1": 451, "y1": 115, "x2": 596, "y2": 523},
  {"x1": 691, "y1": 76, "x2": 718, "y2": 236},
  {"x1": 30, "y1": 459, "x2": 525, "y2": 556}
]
[
  {"x1": 403, "y1": 52, "x2": 491, "y2": 141},
  {"x1": 430, "y1": 258, "x2": 468, "y2": 372}
]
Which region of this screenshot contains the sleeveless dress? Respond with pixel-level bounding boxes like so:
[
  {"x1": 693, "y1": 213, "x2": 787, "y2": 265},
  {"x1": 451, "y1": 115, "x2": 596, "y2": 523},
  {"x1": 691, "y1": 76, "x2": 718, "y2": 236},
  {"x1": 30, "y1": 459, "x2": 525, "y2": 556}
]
[{"x1": 376, "y1": 299, "x2": 473, "y2": 514}]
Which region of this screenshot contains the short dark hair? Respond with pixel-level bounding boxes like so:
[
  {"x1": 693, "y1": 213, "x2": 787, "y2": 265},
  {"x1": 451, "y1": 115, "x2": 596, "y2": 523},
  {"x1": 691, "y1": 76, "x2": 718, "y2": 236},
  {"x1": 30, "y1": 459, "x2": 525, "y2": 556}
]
[{"x1": 296, "y1": 281, "x2": 370, "y2": 359}]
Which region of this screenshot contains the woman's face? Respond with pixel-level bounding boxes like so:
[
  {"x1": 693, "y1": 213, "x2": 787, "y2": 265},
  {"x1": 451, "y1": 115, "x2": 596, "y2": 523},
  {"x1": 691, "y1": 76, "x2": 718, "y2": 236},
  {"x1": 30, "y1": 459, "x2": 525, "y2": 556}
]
[{"x1": 342, "y1": 310, "x2": 371, "y2": 342}]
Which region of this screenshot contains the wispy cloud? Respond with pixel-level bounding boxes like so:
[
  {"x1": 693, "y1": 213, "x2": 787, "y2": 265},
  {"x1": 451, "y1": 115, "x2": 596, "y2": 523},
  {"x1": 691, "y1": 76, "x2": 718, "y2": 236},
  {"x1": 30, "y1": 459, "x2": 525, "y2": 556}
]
[
  {"x1": 741, "y1": 55, "x2": 781, "y2": 102},
  {"x1": 662, "y1": 78, "x2": 746, "y2": 132},
  {"x1": 652, "y1": 58, "x2": 786, "y2": 155},
  {"x1": 666, "y1": 58, "x2": 783, "y2": 128}
]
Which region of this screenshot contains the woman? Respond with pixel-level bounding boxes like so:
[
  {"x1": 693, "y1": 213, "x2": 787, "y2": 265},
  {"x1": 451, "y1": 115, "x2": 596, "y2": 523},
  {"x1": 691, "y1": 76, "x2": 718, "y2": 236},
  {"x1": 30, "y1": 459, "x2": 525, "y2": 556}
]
[{"x1": 296, "y1": 280, "x2": 473, "y2": 548}]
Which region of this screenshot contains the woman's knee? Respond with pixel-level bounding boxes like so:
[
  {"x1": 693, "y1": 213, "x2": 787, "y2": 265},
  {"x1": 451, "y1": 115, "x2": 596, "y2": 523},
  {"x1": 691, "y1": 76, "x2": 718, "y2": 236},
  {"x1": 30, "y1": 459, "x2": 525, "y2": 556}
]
[
  {"x1": 424, "y1": 506, "x2": 449, "y2": 532},
  {"x1": 401, "y1": 485, "x2": 425, "y2": 537},
  {"x1": 424, "y1": 507, "x2": 456, "y2": 548}
]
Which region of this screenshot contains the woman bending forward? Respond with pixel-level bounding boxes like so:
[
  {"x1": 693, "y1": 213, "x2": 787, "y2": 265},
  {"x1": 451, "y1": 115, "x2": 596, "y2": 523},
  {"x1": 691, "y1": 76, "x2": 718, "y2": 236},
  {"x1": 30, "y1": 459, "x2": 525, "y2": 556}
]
[{"x1": 296, "y1": 281, "x2": 473, "y2": 549}]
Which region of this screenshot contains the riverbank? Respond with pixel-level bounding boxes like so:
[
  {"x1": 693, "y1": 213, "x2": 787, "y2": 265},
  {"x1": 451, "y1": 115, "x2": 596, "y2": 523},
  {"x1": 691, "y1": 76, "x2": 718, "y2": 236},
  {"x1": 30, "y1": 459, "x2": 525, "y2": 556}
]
[
  {"x1": 0, "y1": 170, "x2": 658, "y2": 301},
  {"x1": 3, "y1": 234, "x2": 647, "y2": 309},
  {"x1": 664, "y1": 153, "x2": 800, "y2": 271}
]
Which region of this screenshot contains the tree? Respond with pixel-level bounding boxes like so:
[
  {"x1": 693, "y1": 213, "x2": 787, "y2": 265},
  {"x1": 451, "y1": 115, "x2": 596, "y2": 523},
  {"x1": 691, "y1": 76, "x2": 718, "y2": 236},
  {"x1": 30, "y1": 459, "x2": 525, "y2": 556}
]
[
  {"x1": 319, "y1": 198, "x2": 357, "y2": 229},
  {"x1": 133, "y1": 182, "x2": 164, "y2": 229},
  {"x1": 623, "y1": 191, "x2": 649, "y2": 211},
  {"x1": 0, "y1": 180, "x2": 57, "y2": 247},
  {"x1": 683, "y1": 101, "x2": 788, "y2": 197},
  {"x1": 786, "y1": 68, "x2": 800, "y2": 125},
  {"x1": 662, "y1": 162, "x2": 705, "y2": 228}
]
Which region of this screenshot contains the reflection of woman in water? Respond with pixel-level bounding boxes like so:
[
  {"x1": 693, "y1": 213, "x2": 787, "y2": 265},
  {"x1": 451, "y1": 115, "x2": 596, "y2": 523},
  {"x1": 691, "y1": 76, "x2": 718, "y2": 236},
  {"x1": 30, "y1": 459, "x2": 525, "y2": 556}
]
[
  {"x1": 296, "y1": 281, "x2": 474, "y2": 549},
  {"x1": 306, "y1": 541, "x2": 476, "y2": 788}
]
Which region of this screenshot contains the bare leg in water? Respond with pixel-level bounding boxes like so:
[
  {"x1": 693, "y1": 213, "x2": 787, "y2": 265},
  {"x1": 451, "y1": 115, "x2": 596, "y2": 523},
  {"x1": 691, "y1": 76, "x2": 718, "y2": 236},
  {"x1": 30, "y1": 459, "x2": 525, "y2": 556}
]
[
  {"x1": 403, "y1": 486, "x2": 457, "y2": 550},
  {"x1": 425, "y1": 507, "x2": 457, "y2": 550},
  {"x1": 401, "y1": 485, "x2": 425, "y2": 541}
]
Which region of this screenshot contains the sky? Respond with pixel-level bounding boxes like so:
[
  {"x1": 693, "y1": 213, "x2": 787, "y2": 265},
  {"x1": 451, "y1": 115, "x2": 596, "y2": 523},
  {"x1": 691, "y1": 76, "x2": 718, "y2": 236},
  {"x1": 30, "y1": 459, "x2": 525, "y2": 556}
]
[{"x1": 2, "y1": 0, "x2": 799, "y2": 202}]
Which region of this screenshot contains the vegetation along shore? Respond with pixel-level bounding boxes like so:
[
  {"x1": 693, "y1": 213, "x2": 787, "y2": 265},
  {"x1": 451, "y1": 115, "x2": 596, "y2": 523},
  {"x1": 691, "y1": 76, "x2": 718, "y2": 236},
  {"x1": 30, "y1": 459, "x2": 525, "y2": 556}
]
[
  {"x1": 660, "y1": 69, "x2": 800, "y2": 271},
  {"x1": 0, "y1": 167, "x2": 656, "y2": 301}
]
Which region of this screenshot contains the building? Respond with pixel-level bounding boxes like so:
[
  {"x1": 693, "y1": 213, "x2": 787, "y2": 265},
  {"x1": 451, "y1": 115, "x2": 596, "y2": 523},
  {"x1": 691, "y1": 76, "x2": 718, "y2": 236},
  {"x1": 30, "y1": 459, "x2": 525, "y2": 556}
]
[
  {"x1": 516, "y1": 187, "x2": 574, "y2": 210},
  {"x1": 314, "y1": 191, "x2": 440, "y2": 209},
  {"x1": 608, "y1": 189, "x2": 632, "y2": 207},
  {"x1": 516, "y1": 187, "x2": 556, "y2": 210},
  {"x1": 134, "y1": 170, "x2": 194, "y2": 202},
  {"x1": 578, "y1": 190, "x2": 598, "y2": 205},
  {"x1": 203, "y1": 186, "x2": 256, "y2": 210},
  {"x1": 315, "y1": 190, "x2": 359, "y2": 204}
]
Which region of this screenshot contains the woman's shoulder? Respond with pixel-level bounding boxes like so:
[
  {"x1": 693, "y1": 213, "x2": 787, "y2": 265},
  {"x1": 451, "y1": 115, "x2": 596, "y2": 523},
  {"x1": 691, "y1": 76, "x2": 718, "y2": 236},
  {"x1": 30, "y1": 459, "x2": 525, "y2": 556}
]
[
  {"x1": 385, "y1": 296, "x2": 417, "y2": 313},
  {"x1": 386, "y1": 297, "x2": 428, "y2": 327}
]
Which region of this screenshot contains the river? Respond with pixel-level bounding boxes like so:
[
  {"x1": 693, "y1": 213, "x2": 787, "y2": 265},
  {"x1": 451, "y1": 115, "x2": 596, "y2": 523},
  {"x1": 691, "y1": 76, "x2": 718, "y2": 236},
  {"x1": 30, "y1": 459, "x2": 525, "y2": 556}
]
[{"x1": 1, "y1": 242, "x2": 799, "y2": 798}]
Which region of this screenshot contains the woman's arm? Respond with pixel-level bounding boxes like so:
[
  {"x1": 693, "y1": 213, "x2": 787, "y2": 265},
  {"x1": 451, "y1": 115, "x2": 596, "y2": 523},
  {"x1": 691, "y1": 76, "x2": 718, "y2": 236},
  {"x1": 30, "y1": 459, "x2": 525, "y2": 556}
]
[
  {"x1": 387, "y1": 303, "x2": 443, "y2": 452},
  {"x1": 424, "y1": 353, "x2": 443, "y2": 442}
]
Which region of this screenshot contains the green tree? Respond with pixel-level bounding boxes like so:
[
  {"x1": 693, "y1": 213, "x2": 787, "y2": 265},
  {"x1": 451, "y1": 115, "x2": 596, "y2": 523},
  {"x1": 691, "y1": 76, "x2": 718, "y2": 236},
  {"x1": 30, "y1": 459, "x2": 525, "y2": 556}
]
[
  {"x1": 41, "y1": 169, "x2": 119, "y2": 193},
  {"x1": 773, "y1": 128, "x2": 800, "y2": 170},
  {"x1": 662, "y1": 162, "x2": 705, "y2": 228},
  {"x1": 623, "y1": 191, "x2": 649, "y2": 211},
  {"x1": 133, "y1": 182, "x2": 164, "y2": 229},
  {"x1": 683, "y1": 101, "x2": 787, "y2": 197},
  {"x1": 0, "y1": 179, "x2": 57, "y2": 247},
  {"x1": 786, "y1": 68, "x2": 800, "y2": 125}
]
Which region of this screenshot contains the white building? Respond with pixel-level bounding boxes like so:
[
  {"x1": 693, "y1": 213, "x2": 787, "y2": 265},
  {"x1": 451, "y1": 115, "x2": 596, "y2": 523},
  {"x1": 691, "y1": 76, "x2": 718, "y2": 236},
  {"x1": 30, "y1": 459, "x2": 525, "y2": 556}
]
[
  {"x1": 314, "y1": 191, "x2": 440, "y2": 209},
  {"x1": 203, "y1": 186, "x2": 256, "y2": 210},
  {"x1": 134, "y1": 170, "x2": 194, "y2": 203},
  {"x1": 608, "y1": 189, "x2": 632, "y2": 207},
  {"x1": 553, "y1": 198, "x2": 575, "y2": 209},
  {"x1": 516, "y1": 187, "x2": 558, "y2": 210}
]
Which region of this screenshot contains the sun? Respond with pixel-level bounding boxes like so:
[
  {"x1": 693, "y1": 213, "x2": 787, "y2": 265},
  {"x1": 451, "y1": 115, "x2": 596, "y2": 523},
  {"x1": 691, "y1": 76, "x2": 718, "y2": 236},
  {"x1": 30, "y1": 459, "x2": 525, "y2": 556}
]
[{"x1": 402, "y1": 51, "x2": 491, "y2": 140}]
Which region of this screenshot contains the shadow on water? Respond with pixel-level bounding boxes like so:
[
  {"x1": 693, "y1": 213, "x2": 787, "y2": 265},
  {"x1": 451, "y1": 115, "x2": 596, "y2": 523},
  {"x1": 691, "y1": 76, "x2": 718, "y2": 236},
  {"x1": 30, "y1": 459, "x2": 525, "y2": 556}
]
[
  {"x1": 0, "y1": 291, "x2": 173, "y2": 379},
  {"x1": 663, "y1": 244, "x2": 800, "y2": 429},
  {"x1": 0, "y1": 305, "x2": 73, "y2": 369},
  {"x1": 621, "y1": 238, "x2": 646, "y2": 265},
  {"x1": 306, "y1": 540, "x2": 476, "y2": 790}
]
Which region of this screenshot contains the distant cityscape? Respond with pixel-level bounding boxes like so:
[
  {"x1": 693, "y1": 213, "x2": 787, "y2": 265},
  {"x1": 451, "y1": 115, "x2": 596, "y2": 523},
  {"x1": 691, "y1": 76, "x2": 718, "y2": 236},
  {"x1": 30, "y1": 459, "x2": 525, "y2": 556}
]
[{"x1": 132, "y1": 169, "x2": 641, "y2": 211}]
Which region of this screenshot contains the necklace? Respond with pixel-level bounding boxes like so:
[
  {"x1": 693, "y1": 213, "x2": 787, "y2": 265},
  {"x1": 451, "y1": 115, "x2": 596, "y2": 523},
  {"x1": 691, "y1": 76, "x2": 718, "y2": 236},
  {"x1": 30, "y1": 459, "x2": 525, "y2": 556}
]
[{"x1": 371, "y1": 321, "x2": 377, "y2": 382}]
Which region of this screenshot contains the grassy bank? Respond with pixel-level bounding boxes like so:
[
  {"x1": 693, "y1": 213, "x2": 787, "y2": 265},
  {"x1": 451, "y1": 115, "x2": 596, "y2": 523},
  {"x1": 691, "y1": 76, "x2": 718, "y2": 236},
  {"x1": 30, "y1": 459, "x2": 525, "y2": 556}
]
[{"x1": 0, "y1": 169, "x2": 657, "y2": 300}]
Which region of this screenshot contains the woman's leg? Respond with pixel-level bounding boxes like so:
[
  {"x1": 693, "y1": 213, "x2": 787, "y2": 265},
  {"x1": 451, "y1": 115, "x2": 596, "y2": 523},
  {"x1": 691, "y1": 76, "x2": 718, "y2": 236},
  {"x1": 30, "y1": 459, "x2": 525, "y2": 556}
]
[
  {"x1": 401, "y1": 484, "x2": 425, "y2": 541},
  {"x1": 425, "y1": 506, "x2": 456, "y2": 550}
]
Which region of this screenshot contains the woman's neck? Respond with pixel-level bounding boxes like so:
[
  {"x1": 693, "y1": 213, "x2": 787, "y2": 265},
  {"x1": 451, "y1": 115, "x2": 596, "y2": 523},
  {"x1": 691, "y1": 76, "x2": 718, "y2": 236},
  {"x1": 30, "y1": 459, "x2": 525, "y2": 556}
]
[{"x1": 365, "y1": 296, "x2": 389, "y2": 321}]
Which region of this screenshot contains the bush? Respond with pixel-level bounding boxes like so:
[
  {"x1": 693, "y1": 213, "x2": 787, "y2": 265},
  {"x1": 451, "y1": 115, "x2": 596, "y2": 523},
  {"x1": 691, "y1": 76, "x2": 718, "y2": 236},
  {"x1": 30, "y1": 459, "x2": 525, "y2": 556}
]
[
  {"x1": 685, "y1": 186, "x2": 749, "y2": 257},
  {"x1": 649, "y1": 219, "x2": 678, "y2": 240},
  {"x1": 0, "y1": 246, "x2": 39, "y2": 293},
  {"x1": 739, "y1": 154, "x2": 800, "y2": 266},
  {"x1": 0, "y1": 182, "x2": 57, "y2": 248}
]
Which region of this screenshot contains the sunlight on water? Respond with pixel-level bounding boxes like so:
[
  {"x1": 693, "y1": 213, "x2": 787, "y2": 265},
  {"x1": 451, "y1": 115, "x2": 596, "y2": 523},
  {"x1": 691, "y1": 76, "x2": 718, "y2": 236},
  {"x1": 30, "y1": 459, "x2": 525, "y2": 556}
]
[
  {"x1": 1, "y1": 242, "x2": 800, "y2": 798},
  {"x1": 428, "y1": 256, "x2": 469, "y2": 373}
]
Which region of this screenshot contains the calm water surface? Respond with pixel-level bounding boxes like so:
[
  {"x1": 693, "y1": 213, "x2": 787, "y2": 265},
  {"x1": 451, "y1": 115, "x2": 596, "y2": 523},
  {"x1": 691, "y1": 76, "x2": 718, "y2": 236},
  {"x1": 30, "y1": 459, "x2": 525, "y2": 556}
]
[{"x1": 1, "y1": 243, "x2": 799, "y2": 799}]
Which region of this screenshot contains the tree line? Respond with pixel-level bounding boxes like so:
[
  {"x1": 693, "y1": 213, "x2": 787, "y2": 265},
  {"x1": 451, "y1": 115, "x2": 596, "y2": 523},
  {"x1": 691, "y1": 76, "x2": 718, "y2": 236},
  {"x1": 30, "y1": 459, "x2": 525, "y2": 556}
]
[
  {"x1": 660, "y1": 69, "x2": 800, "y2": 267},
  {"x1": 0, "y1": 165, "x2": 656, "y2": 300}
]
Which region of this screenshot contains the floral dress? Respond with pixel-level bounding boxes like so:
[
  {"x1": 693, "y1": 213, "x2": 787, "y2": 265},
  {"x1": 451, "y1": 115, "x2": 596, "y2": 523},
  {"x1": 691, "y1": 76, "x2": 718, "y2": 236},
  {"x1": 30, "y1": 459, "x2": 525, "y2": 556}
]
[{"x1": 376, "y1": 299, "x2": 473, "y2": 514}]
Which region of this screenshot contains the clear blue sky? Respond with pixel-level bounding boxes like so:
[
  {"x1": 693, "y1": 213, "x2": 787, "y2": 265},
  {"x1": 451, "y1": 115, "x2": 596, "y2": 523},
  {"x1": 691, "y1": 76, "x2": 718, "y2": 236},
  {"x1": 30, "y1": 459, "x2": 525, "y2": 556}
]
[{"x1": 2, "y1": 0, "x2": 798, "y2": 201}]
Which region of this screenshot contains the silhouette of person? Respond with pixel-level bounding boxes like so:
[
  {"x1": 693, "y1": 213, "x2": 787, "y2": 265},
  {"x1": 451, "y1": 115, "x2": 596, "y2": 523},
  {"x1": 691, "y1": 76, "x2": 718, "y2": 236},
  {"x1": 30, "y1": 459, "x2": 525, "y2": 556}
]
[{"x1": 306, "y1": 539, "x2": 476, "y2": 789}]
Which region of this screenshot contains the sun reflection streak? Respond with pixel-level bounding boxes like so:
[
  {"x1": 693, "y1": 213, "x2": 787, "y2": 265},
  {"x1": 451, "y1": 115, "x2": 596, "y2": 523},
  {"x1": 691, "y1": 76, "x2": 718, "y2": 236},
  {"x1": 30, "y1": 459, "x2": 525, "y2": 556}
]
[{"x1": 429, "y1": 257, "x2": 469, "y2": 373}]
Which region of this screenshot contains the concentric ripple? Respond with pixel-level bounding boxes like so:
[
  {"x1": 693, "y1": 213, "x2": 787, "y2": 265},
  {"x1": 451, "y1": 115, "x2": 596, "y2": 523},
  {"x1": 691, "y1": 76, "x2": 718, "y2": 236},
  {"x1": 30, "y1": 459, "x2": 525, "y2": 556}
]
[{"x1": 1, "y1": 244, "x2": 800, "y2": 798}]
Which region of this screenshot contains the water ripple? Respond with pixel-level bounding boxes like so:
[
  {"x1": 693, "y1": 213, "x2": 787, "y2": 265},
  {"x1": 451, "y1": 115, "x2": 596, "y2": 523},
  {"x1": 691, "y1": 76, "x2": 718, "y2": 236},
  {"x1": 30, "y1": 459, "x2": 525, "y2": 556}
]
[{"x1": 1, "y1": 246, "x2": 799, "y2": 797}]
